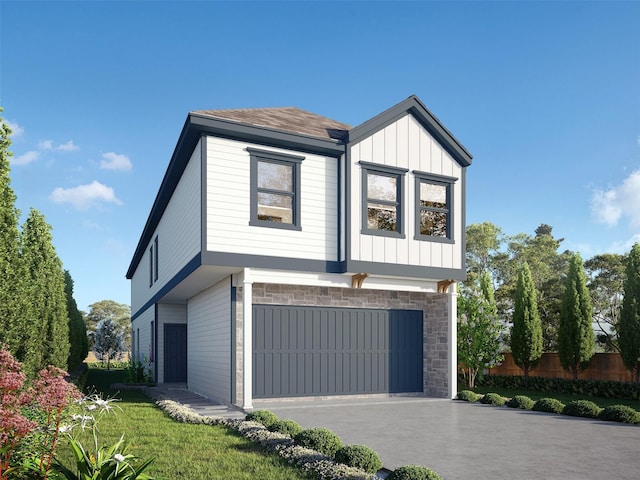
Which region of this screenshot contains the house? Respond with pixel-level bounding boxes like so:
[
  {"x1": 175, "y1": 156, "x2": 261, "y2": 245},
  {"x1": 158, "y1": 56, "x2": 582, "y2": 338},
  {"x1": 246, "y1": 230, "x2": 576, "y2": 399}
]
[{"x1": 126, "y1": 95, "x2": 472, "y2": 409}]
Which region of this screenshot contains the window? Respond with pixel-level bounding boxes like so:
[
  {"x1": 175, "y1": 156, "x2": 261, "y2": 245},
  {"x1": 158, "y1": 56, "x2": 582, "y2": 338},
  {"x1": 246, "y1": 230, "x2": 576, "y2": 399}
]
[
  {"x1": 150, "y1": 321, "x2": 154, "y2": 362},
  {"x1": 149, "y1": 245, "x2": 153, "y2": 287},
  {"x1": 149, "y1": 236, "x2": 159, "y2": 286},
  {"x1": 414, "y1": 171, "x2": 457, "y2": 243},
  {"x1": 248, "y1": 148, "x2": 304, "y2": 230},
  {"x1": 360, "y1": 162, "x2": 407, "y2": 237}
]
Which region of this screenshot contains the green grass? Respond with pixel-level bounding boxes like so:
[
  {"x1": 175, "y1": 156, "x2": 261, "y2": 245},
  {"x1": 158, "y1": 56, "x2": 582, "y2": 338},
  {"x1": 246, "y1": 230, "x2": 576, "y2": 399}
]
[
  {"x1": 56, "y1": 366, "x2": 315, "y2": 480},
  {"x1": 474, "y1": 385, "x2": 640, "y2": 411}
]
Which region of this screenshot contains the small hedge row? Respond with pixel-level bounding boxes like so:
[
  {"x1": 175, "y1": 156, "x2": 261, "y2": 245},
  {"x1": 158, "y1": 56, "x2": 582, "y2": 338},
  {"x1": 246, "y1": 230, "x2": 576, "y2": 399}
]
[
  {"x1": 457, "y1": 391, "x2": 640, "y2": 424},
  {"x1": 478, "y1": 375, "x2": 640, "y2": 400}
]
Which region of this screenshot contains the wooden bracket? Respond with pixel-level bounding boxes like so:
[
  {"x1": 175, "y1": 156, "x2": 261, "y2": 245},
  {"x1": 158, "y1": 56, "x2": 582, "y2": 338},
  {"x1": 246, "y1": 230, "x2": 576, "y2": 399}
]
[
  {"x1": 437, "y1": 279, "x2": 455, "y2": 293},
  {"x1": 351, "y1": 273, "x2": 369, "y2": 288}
]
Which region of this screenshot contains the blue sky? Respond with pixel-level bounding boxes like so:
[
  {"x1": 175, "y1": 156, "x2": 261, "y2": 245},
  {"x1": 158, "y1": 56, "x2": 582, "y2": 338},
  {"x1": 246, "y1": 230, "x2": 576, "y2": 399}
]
[{"x1": 1, "y1": 1, "x2": 639, "y2": 312}]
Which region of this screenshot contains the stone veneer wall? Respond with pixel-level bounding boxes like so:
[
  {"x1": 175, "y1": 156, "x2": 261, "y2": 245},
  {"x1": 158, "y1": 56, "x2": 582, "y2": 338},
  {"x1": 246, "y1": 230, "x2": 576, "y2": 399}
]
[{"x1": 234, "y1": 283, "x2": 450, "y2": 401}]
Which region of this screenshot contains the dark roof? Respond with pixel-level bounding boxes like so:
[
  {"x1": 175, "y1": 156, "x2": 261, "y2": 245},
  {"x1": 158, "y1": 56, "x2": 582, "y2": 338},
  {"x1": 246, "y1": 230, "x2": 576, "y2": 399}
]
[{"x1": 193, "y1": 107, "x2": 352, "y2": 141}]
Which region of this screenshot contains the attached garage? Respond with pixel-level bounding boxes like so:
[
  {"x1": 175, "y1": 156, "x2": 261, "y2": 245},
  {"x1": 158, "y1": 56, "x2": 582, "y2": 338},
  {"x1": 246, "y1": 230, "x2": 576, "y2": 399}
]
[{"x1": 252, "y1": 305, "x2": 424, "y2": 398}]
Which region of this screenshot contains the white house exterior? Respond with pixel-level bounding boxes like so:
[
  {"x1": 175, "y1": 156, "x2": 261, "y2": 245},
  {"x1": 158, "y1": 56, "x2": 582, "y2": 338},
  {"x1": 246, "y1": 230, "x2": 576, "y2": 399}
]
[{"x1": 127, "y1": 95, "x2": 472, "y2": 409}]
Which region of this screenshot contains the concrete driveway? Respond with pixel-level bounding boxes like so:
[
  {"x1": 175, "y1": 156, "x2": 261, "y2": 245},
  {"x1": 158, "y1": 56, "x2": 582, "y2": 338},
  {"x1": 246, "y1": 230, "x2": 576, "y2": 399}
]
[{"x1": 256, "y1": 397, "x2": 640, "y2": 480}]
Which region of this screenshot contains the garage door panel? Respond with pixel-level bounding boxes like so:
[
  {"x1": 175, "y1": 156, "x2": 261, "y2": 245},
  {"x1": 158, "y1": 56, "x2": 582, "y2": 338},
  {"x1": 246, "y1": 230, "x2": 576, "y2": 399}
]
[{"x1": 253, "y1": 305, "x2": 423, "y2": 398}]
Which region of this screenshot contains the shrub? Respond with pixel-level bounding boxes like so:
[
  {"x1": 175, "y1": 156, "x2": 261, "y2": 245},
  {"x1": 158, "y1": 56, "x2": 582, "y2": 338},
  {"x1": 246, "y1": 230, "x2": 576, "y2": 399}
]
[
  {"x1": 457, "y1": 390, "x2": 478, "y2": 402},
  {"x1": 245, "y1": 409, "x2": 278, "y2": 428},
  {"x1": 562, "y1": 400, "x2": 602, "y2": 419},
  {"x1": 532, "y1": 398, "x2": 565, "y2": 414},
  {"x1": 268, "y1": 419, "x2": 303, "y2": 437},
  {"x1": 387, "y1": 465, "x2": 443, "y2": 480},
  {"x1": 479, "y1": 393, "x2": 505, "y2": 406},
  {"x1": 294, "y1": 427, "x2": 343, "y2": 457},
  {"x1": 335, "y1": 444, "x2": 382, "y2": 474},
  {"x1": 598, "y1": 405, "x2": 640, "y2": 424},
  {"x1": 506, "y1": 395, "x2": 534, "y2": 410}
]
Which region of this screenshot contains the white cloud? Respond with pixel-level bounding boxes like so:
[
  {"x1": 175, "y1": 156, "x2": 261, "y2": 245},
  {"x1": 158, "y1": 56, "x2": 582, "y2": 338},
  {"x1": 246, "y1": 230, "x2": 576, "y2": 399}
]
[
  {"x1": 6, "y1": 120, "x2": 24, "y2": 137},
  {"x1": 607, "y1": 233, "x2": 640, "y2": 254},
  {"x1": 591, "y1": 170, "x2": 640, "y2": 230},
  {"x1": 58, "y1": 140, "x2": 79, "y2": 151},
  {"x1": 49, "y1": 181, "x2": 123, "y2": 210},
  {"x1": 38, "y1": 139, "x2": 53, "y2": 150},
  {"x1": 100, "y1": 152, "x2": 132, "y2": 171},
  {"x1": 11, "y1": 150, "x2": 40, "y2": 166}
]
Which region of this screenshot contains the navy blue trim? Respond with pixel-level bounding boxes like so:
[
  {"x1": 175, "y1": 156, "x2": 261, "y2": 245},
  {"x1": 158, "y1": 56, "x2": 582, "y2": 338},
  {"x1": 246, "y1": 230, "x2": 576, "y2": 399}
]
[
  {"x1": 336, "y1": 155, "x2": 342, "y2": 263},
  {"x1": 153, "y1": 305, "x2": 158, "y2": 383},
  {"x1": 345, "y1": 259, "x2": 466, "y2": 281},
  {"x1": 202, "y1": 251, "x2": 342, "y2": 273},
  {"x1": 230, "y1": 279, "x2": 236, "y2": 404},
  {"x1": 131, "y1": 253, "x2": 202, "y2": 320}
]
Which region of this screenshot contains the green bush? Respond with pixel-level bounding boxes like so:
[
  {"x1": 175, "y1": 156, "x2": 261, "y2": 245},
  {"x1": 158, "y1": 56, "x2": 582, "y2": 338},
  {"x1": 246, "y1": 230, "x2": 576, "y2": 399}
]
[
  {"x1": 456, "y1": 390, "x2": 478, "y2": 402},
  {"x1": 562, "y1": 400, "x2": 603, "y2": 419},
  {"x1": 387, "y1": 465, "x2": 443, "y2": 480},
  {"x1": 479, "y1": 393, "x2": 505, "y2": 406},
  {"x1": 506, "y1": 395, "x2": 534, "y2": 410},
  {"x1": 334, "y1": 444, "x2": 382, "y2": 473},
  {"x1": 268, "y1": 419, "x2": 303, "y2": 437},
  {"x1": 598, "y1": 405, "x2": 640, "y2": 424},
  {"x1": 532, "y1": 398, "x2": 565, "y2": 414},
  {"x1": 245, "y1": 409, "x2": 278, "y2": 428},
  {"x1": 294, "y1": 427, "x2": 343, "y2": 457}
]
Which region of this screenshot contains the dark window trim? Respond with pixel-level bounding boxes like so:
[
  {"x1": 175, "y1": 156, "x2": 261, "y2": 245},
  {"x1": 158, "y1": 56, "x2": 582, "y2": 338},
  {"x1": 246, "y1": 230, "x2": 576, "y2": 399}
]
[
  {"x1": 153, "y1": 236, "x2": 159, "y2": 282},
  {"x1": 413, "y1": 170, "x2": 456, "y2": 244},
  {"x1": 360, "y1": 162, "x2": 407, "y2": 238},
  {"x1": 149, "y1": 245, "x2": 153, "y2": 287},
  {"x1": 248, "y1": 148, "x2": 304, "y2": 231}
]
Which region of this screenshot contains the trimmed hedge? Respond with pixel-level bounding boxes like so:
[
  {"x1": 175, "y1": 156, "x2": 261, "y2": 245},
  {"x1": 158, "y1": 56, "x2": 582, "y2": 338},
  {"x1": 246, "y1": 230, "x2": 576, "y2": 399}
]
[
  {"x1": 335, "y1": 445, "x2": 382, "y2": 474},
  {"x1": 388, "y1": 465, "x2": 443, "y2": 480},
  {"x1": 457, "y1": 390, "x2": 479, "y2": 402},
  {"x1": 506, "y1": 395, "x2": 534, "y2": 410},
  {"x1": 562, "y1": 400, "x2": 603, "y2": 419},
  {"x1": 479, "y1": 393, "x2": 505, "y2": 406},
  {"x1": 294, "y1": 427, "x2": 343, "y2": 458},
  {"x1": 268, "y1": 419, "x2": 303, "y2": 437},
  {"x1": 245, "y1": 409, "x2": 278, "y2": 428},
  {"x1": 598, "y1": 405, "x2": 640, "y2": 424},
  {"x1": 479, "y1": 375, "x2": 640, "y2": 401},
  {"x1": 532, "y1": 398, "x2": 565, "y2": 414}
]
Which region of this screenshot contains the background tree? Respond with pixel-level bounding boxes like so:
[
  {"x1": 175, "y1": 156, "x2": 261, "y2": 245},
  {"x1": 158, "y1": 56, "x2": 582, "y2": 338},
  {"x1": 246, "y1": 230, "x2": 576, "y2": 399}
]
[
  {"x1": 85, "y1": 300, "x2": 131, "y2": 352},
  {"x1": 457, "y1": 271, "x2": 504, "y2": 389},
  {"x1": 619, "y1": 243, "x2": 640, "y2": 382},
  {"x1": 585, "y1": 253, "x2": 627, "y2": 352},
  {"x1": 558, "y1": 252, "x2": 595, "y2": 379},
  {"x1": 465, "y1": 222, "x2": 504, "y2": 284},
  {"x1": 65, "y1": 270, "x2": 88, "y2": 370},
  {"x1": 510, "y1": 262, "x2": 543, "y2": 377},
  {"x1": 20, "y1": 208, "x2": 69, "y2": 373},
  {"x1": 93, "y1": 318, "x2": 124, "y2": 369}
]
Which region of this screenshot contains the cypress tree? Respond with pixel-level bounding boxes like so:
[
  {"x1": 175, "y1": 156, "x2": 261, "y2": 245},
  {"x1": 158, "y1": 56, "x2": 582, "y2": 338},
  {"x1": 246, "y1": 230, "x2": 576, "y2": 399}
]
[
  {"x1": 511, "y1": 262, "x2": 543, "y2": 377},
  {"x1": 21, "y1": 208, "x2": 69, "y2": 373},
  {"x1": 619, "y1": 243, "x2": 640, "y2": 382},
  {"x1": 65, "y1": 270, "x2": 88, "y2": 370},
  {"x1": 558, "y1": 252, "x2": 595, "y2": 380}
]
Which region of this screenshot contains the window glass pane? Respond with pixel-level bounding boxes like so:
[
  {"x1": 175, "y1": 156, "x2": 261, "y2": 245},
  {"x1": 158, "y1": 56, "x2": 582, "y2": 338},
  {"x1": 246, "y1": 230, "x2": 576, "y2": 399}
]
[
  {"x1": 420, "y1": 182, "x2": 447, "y2": 209},
  {"x1": 258, "y1": 161, "x2": 293, "y2": 192},
  {"x1": 367, "y1": 173, "x2": 396, "y2": 202},
  {"x1": 420, "y1": 210, "x2": 447, "y2": 237},
  {"x1": 257, "y1": 192, "x2": 293, "y2": 223},
  {"x1": 367, "y1": 202, "x2": 397, "y2": 231}
]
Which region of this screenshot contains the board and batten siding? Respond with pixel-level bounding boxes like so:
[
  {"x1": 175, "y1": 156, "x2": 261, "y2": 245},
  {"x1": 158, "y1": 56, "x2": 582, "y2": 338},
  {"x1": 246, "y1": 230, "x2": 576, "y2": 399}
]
[
  {"x1": 131, "y1": 142, "x2": 202, "y2": 313},
  {"x1": 187, "y1": 277, "x2": 231, "y2": 402},
  {"x1": 205, "y1": 136, "x2": 338, "y2": 261},
  {"x1": 350, "y1": 114, "x2": 463, "y2": 271},
  {"x1": 131, "y1": 305, "x2": 154, "y2": 364},
  {"x1": 156, "y1": 303, "x2": 187, "y2": 384}
]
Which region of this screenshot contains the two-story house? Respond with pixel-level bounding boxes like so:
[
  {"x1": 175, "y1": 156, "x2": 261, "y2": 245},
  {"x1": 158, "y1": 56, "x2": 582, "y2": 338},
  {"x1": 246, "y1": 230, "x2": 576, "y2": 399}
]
[{"x1": 126, "y1": 95, "x2": 472, "y2": 409}]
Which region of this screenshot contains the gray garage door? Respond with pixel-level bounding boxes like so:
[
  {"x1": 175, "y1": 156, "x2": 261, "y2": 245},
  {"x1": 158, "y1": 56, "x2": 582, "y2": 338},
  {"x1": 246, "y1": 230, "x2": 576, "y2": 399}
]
[{"x1": 253, "y1": 305, "x2": 423, "y2": 398}]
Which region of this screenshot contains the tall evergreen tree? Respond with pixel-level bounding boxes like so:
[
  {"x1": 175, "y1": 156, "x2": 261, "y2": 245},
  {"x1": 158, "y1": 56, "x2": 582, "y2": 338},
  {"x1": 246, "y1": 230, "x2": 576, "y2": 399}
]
[
  {"x1": 65, "y1": 270, "x2": 88, "y2": 370},
  {"x1": 558, "y1": 253, "x2": 595, "y2": 380},
  {"x1": 511, "y1": 262, "x2": 543, "y2": 377},
  {"x1": 619, "y1": 243, "x2": 640, "y2": 382},
  {"x1": 21, "y1": 208, "x2": 69, "y2": 373}
]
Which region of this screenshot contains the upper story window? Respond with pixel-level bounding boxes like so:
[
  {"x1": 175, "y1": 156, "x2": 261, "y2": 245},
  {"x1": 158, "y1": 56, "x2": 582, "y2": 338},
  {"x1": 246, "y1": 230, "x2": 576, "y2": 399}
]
[
  {"x1": 248, "y1": 148, "x2": 304, "y2": 231},
  {"x1": 149, "y1": 235, "x2": 158, "y2": 287},
  {"x1": 360, "y1": 162, "x2": 408, "y2": 238},
  {"x1": 414, "y1": 171, "x2": 457, "y2": 243}
]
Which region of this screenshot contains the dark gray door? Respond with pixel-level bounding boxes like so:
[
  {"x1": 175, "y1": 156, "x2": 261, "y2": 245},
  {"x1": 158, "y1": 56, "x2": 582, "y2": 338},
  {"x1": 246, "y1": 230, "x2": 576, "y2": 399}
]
[
  {"x1": 253, "y1": 305, "x2": 423, "y2": 398},
  {"x1": 164, "y1": 324, "x2": 187, "y2": 383}
]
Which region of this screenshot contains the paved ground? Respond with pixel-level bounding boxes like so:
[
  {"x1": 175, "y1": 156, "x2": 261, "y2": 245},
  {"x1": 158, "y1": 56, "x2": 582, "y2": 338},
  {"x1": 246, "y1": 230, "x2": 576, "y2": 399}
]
[{"x1": 151, "y1": 388, "x2": 640, "y2": 480}]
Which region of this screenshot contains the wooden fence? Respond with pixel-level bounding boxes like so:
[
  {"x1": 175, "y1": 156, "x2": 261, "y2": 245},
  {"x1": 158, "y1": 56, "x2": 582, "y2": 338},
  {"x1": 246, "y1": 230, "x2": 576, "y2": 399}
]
[{"x1": 488, "y1": 352, "x2": 634, "y2": 382}]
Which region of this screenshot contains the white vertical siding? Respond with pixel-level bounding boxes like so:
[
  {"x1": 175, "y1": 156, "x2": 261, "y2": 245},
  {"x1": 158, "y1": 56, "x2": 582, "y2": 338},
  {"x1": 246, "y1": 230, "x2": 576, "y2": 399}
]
[
  {"x1": 187, "y1": 277, "x2": 231, "y2": 402},
  {"x1": 350, "y1": 114, "x2": 464, "y2": 271},
  {"x1": 131, "y1": 142, "x2": 202, "y2": 313},
  {"x1": 156, "y1": 303, "x2": 187, "y2": 384},
  {"x1": 205, "y1": 137, "x2": 338, "y2": 261}
]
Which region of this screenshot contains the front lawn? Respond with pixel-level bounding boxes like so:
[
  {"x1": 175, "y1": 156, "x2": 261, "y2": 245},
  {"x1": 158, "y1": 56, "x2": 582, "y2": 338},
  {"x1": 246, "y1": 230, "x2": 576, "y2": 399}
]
[{"x1": 56, "y1": 366, "x2": 315, "y2": 480}]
